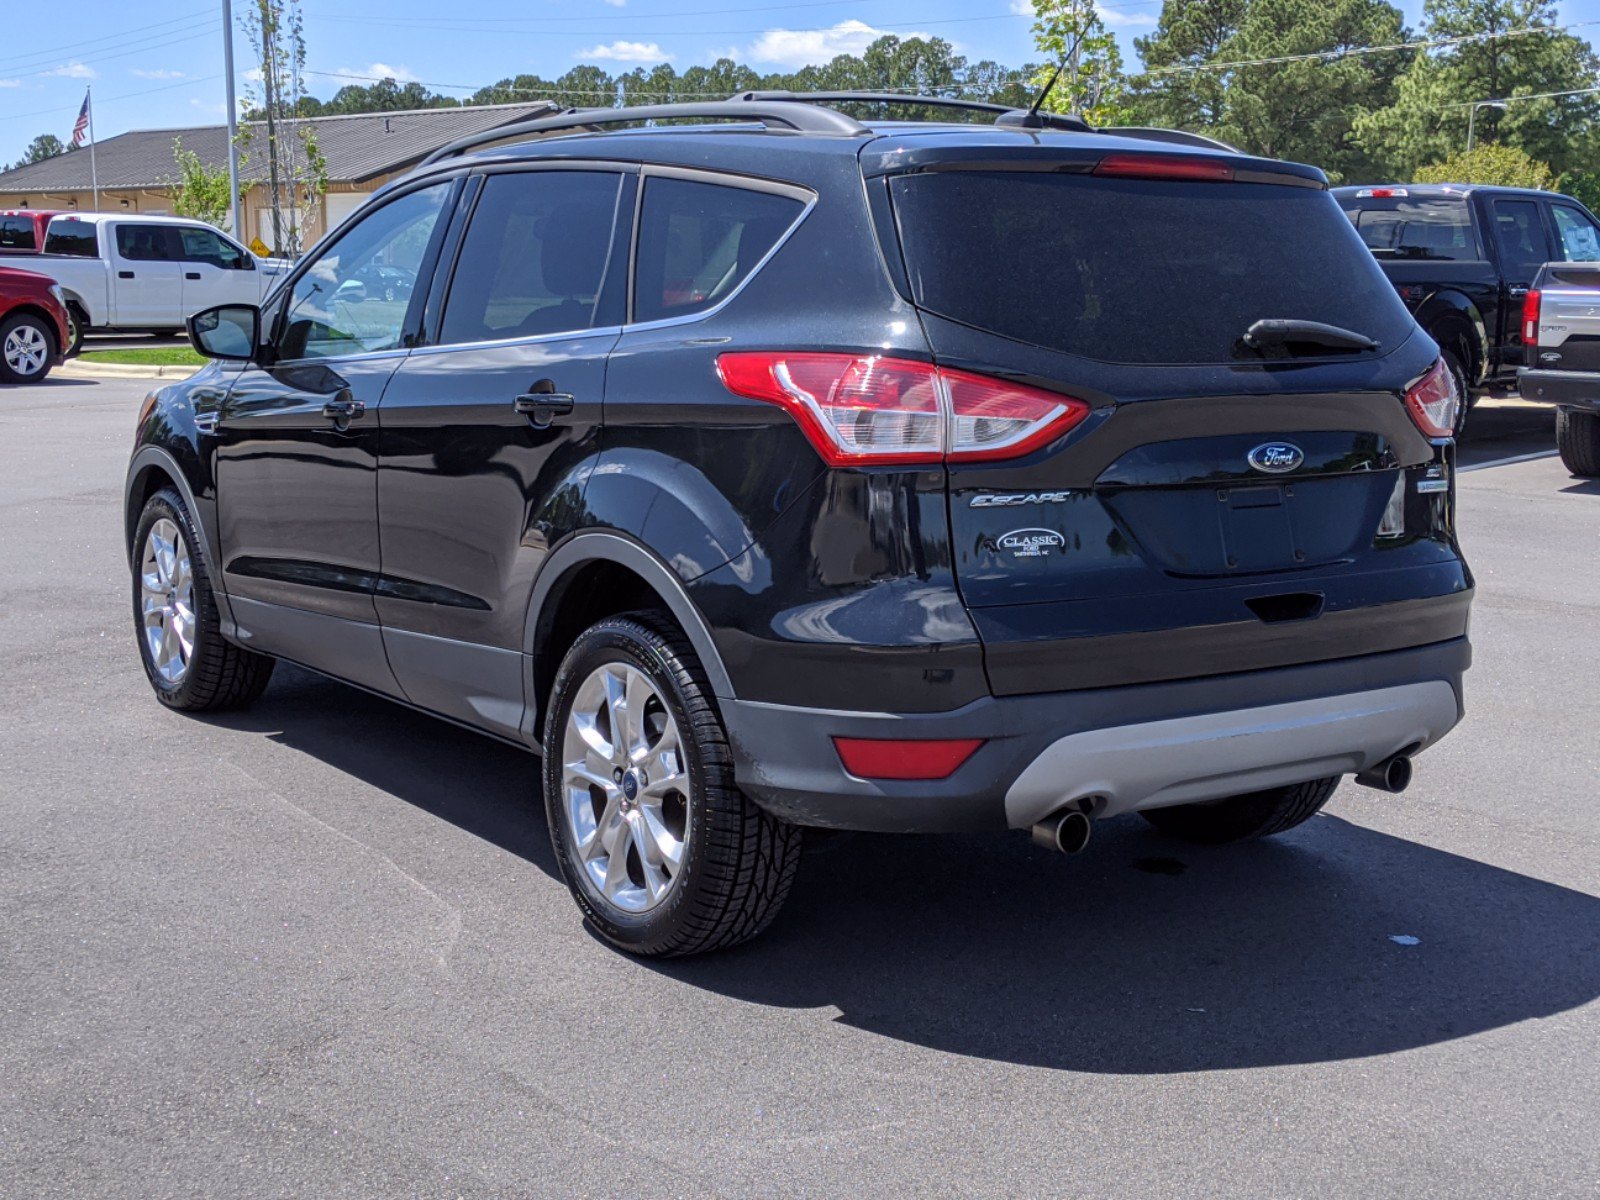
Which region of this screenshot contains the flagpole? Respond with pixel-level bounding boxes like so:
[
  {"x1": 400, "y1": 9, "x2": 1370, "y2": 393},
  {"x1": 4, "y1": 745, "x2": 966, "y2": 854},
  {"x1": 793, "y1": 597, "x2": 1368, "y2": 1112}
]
[{"x1": 87, "y1": 86, "x2": 100, "y2": 211}]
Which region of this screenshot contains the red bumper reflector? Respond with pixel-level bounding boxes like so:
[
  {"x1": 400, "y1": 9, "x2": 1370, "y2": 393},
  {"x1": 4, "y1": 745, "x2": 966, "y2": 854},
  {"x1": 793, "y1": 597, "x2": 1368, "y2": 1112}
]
[{"x1": 833, "y1": 737, "x2": 986, "y2": 781}]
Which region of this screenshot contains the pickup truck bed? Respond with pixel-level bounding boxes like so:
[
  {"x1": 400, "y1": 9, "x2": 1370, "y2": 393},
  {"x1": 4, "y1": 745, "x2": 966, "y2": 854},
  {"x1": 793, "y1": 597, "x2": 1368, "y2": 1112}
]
[{"x1": 1520, "y1": 261, "x2": 1600, "y2": 475}]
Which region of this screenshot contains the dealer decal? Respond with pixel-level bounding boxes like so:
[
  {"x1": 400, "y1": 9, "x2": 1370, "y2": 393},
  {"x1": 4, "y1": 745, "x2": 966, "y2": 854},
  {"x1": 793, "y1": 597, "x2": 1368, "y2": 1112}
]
[{"x1": 996, "y1": 528, "x2": 1066, "y2": 558}]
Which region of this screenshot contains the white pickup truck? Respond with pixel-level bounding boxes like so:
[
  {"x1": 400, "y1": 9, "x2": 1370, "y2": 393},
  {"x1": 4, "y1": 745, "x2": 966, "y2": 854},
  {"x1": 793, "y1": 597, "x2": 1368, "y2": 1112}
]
[{"x1": 30, "y1": 213, "x2": 289, "y2": 342}]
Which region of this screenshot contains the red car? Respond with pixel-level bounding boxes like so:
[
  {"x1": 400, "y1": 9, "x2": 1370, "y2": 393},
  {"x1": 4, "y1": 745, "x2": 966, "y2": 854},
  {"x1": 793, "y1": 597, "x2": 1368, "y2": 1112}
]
[
  {"x1": 0, "y1": 210, "x2": 63, "y2": 255},
  {"x1": 0, "y1": 266, "x2": 73, "y2": 384}
]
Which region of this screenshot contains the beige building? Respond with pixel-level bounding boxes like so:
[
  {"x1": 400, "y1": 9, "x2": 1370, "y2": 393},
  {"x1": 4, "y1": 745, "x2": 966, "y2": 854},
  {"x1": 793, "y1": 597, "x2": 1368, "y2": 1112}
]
[{"x1": 0, "y1": 102, "x2": 555, "y2": 253}]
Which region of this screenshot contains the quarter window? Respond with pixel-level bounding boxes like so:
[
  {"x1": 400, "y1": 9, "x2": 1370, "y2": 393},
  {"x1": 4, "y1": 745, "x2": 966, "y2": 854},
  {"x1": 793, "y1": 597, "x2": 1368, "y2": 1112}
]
[
  {"x1": 632, "y1": 177, "x2": 804, "y2": 324},
  {"x1": 439, "y1": 170, "x2": 622, "y2": 345},
  {"x1": 277, "y1": 182, "x2": 450, "y2": 361},
  {"x1": 1551, "y1": 205, "x2": 1600, "y2": 262}
]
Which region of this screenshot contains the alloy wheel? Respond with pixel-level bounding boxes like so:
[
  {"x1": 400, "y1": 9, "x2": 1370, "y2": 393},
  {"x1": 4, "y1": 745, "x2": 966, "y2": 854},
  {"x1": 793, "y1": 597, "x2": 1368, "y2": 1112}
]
[
  {"x1": 139, "y1": 518, "x2": 195, "y2": 685},
  {"x1": 560, "y1": 661, "x2": 690, "y2": 913},
  {"x1": 3, "y1": 323, "x2": 48, "y2": 378}
]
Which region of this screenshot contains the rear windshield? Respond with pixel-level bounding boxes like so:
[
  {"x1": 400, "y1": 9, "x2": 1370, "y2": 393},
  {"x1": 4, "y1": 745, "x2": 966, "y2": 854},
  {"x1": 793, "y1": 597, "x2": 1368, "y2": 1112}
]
[
  {"x1": 44, "y1": 219, "x2": 98, "y2": 257},
  {"x1": 890, "y1": 172, "x2": 1412, "y2": 365},
  {"x1": 1340, "y1": 195, "x2": 1479, "y2": 261},
  {"x1": 0, "y1": 216, "x2": 37, "y2": 250}
]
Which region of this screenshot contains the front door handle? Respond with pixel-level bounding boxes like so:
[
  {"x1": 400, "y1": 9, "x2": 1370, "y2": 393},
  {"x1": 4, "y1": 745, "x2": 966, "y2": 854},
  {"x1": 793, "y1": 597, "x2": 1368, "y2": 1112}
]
[
  {"x1": 322, "y1": 393, "x2": 366, "y2": 426},
  {"x1": 118, "y1": 270, "x2": 134, "y2": 279},
  {"x1": 513, "y1": 392, "x2": 576, "y2": 427},
  {"x1": 185, "y1": 271, "x2": 202, "y2": 280}
]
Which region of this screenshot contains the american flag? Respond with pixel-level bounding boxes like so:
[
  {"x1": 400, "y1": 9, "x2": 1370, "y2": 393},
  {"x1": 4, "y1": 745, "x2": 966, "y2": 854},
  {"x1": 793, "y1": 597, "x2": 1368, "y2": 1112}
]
[{"x1": 70, "y1": 92, "x2": 89, "y2": 148}]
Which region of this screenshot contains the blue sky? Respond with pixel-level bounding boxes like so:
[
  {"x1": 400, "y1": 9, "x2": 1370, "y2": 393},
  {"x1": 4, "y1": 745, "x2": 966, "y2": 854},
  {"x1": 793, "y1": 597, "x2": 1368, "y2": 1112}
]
[{"x1": 2, "y1": 0, "x2": 1592, "y2": 164}]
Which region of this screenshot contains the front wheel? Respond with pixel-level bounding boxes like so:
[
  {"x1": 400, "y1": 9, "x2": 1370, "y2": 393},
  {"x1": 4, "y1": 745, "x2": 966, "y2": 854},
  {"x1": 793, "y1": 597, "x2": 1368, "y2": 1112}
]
[
  {"x1": 132, "y1": 487, "x2": 275, "y2": 710},
  {"x1": 1556, "y1": 407, "x2": 1600, "y2": 477},
  {"x1": 1140, "y1": 777, "x2": 1339, "y2": 844},
  {"x1": 543, "y1": 612, "x2": 802, "y2": 957}
]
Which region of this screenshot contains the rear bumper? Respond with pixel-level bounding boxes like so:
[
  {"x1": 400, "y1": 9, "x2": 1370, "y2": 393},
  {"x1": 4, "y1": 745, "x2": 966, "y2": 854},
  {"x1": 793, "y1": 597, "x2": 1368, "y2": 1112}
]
[
  {"x1": 1518, "y1": 368, "x2": 1600, "y2": 412},
  {"x1": 722, "y1": 637, "x2": 1469, "y2": 832}
]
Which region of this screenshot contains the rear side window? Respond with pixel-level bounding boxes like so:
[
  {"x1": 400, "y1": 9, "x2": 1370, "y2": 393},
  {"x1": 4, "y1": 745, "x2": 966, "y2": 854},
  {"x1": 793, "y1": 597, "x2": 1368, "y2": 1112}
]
[
  {"x1": 0, "y1": 216, "x2": 37, "y2": 250},
  {"x1": 440, "y1": 170, "x2": 622, "y2": 345},
  {"x1": 1340, "y1": 196, "x2": 1478, "y2": 261},
  {"x1": 632, "y1": 178, "x2": 804, "y2": 324},
  {"x1": 115, "y1": 224, "x2": 176, "y2": 261},
  {"x1": 178, "y1": 226, "x2": 247, "y2": 269},
  {"x1": 43, "y1": 220, "x2": 98, "y2": 257},
  {"x1": 1489, "y1": 199, "x2": 1553, "y2": 279},
  {"x1": 891, "y1": 172, "x2": 1412, "y2": 365}
]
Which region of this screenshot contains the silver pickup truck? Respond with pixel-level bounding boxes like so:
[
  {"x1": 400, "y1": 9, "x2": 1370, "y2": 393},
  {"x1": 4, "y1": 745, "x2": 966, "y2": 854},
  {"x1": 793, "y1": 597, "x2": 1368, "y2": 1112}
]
[{"x1": 1519, "y1": 261, "x2": 1600, "y2": 476}]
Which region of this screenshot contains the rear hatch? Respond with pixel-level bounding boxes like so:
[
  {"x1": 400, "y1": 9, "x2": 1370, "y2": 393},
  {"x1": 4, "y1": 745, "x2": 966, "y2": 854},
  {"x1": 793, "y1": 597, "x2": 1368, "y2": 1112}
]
[
  {"x1": 1530, "y1": 263, "x2": 1600, "y2": 372},
  {"x1": 874, "y1": 138, "x2": 1471, "y2": 696}
]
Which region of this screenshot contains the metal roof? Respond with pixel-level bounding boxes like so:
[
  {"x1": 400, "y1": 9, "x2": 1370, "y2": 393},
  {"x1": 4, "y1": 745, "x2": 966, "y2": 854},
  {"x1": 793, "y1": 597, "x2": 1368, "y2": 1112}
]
[{"x1": 0, "y1": 102, "x2": 558, "y2": 193}]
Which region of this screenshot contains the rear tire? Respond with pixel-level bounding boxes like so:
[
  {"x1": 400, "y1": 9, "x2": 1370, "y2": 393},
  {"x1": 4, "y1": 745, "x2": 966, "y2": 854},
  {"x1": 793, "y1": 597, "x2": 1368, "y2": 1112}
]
[
  {"x1": 132, "y1": 487, "x2": 275, "y2": 711},
  {"x1": 1556, "y1": 407, "x2": 1600, "y2": 477},
  {"x1": 1440, "y1": 346, "x2": 1472, "y2": 439},
  {"x1": 1140, "y1": 776, "x2": 1339, "y2": 844},
  {"x1": 543, "y1": 611, "x2": 802, "y2": 957}
]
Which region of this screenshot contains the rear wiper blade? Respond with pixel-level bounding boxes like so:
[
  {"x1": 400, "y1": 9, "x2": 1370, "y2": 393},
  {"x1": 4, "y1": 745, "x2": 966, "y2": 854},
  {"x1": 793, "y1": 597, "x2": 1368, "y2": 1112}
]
[{"x1": 1237, "y1": 318, "x2": 1379, "y2": 359}]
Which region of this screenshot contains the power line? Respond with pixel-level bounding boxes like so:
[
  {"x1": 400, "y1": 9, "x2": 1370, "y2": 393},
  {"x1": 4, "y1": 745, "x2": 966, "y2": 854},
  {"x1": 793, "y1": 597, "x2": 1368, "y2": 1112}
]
[
  {"x1": 3, "y1": 25, "x2": 222, "y2": 84},
  {"x1": 0, "y1": 74, "x2": 220, "y2": 125},
  {"x1": 0, "y1": 7, "x2": 213, "y2": 73}
]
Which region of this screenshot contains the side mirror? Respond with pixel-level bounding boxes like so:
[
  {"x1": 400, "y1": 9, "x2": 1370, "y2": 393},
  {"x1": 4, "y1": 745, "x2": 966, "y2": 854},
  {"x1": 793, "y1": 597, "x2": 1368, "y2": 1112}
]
[{"x1": 188, "y1": 303, "x2": 260, "y2": 362}]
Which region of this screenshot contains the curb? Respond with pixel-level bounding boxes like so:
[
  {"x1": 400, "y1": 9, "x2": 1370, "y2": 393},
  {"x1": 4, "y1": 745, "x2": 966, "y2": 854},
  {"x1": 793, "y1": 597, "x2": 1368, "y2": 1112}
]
[{"x1": 57, "y1": 360, "x2": 201, "y2": 381}]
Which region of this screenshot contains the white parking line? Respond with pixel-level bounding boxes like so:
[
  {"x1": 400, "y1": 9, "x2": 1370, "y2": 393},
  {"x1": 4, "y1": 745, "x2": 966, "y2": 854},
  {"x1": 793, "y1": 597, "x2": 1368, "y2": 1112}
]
[{"x1": 1459, "y1": 449, "x2": 1558, "y2": 472}]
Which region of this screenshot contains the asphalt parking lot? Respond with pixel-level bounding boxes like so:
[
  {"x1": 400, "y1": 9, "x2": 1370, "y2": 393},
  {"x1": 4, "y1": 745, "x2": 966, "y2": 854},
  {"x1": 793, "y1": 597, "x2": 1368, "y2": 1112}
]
[{"x1": 2, "y1": 376, "x2": 1596, "y2": 1198}]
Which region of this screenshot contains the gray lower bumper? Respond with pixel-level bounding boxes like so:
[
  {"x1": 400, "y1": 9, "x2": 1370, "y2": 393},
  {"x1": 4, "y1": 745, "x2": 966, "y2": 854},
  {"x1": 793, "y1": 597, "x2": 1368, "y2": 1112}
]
[
  {"x1": 722, "y1": 638, "x2": 1469, "y2": 833},
  {"x1": 1518, "y1": 368, "x2": 1600, "y2": 412}
]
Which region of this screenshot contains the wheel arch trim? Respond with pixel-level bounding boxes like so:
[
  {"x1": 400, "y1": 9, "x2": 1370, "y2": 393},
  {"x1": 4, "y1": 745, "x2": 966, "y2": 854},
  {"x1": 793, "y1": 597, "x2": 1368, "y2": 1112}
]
[
  {"x1": 125, "y1": 445, "x2": 210, "y2": 570},
  {"x1": 522, "y1": 531, "x2": 736, "y2": 744}
]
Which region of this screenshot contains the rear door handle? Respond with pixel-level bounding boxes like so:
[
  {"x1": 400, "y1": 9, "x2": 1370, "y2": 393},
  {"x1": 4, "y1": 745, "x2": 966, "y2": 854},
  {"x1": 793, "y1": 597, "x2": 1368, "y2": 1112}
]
[
  {"x1": 185, "y1": 271, "x2": 201, "y2": 280},
  {"x1": 118, "y1": 270, "x2": 134, "y2": 279},
  {"x1": 1509, "y1": 285, "x2": 1530, "y2": 297},
  {"x1": 513, "y1": 392, "x2": 576, "y2": 426},
  {"x1": 322, "y1": 394, "x2": 366, "y2": 425}
]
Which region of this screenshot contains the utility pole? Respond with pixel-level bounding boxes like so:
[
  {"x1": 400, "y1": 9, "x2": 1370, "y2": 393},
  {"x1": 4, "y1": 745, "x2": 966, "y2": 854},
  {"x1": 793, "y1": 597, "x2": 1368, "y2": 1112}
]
[
  {"x1": 222, "y1": 0, "x2": 243, "y2": 239},
  {"x1": 1467, "y1": 100, "x2": 1506, "y2": 152}
]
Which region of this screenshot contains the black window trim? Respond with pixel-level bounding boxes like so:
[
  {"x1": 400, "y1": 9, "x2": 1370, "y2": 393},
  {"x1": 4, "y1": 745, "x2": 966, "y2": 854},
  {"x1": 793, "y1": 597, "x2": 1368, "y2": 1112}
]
[
  {"x1": 418, "y1": 160, "x2": 636, "y2": 355},
  {"x1": 1485, "y1": 194, "x2": 1554, "y2": 276},
  {"x1": 624, "y1": 164, "x2": 817, "y2": 331},
  {"x1": 266, "y1": 174, "x2": 464, "y2": 368}
]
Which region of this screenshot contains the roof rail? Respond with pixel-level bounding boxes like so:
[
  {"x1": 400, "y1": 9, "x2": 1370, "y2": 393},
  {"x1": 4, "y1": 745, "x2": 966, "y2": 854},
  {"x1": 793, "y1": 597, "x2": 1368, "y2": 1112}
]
[
  {"x1": 735, "y1": 89, "x2": 1092, "y2": 133},
  {"x1": 1105, "y1": 126, "x2": 1242, "y2": 154},
  {"x1": 418, "y1": 99, "x2": 868, "y2": 166}
]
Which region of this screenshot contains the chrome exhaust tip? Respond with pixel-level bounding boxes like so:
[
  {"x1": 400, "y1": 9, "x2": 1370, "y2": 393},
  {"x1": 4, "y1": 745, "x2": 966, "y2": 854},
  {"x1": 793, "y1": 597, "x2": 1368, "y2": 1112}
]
[{"x1": 1031, "y1": 808, "x2": 1093, "y2": 855}]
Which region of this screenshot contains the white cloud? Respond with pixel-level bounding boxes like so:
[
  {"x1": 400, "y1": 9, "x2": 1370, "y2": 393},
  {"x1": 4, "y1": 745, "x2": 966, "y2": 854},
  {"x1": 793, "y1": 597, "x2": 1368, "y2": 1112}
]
[
  {"x1": 1009, "y1": 0, "x2": 1033, "y2": 13},
  {"x1": 44, "y1": 62, "x2": 96, "y2": 79},
  {"x1": 602, "y1": 0, "x2": 626, "y2": 6},
  {"x1": 577, "y1": 40, "x2": 672, "y2": 63},
  {"x1": 190, "y1": 98, "x2": 228, "y2": 115},
  {"x1": 335, "y1": 61, "x2": 419, "y2": 83},
  {"x1": 130, "y1": 68, "x2": 186, "y2": 80},
  {"x1": 1101, "y1": 9, "x2": 1157, "y2": 26},
  {"x1": 0, "y1": 79, "x2": 20, "y2": 89},
  {"x1": 244, "y1": 67, "x2": 264, "y2": 83},
  {"x1": 745, "y1": 20, "x2": 928, "y2": 69}
]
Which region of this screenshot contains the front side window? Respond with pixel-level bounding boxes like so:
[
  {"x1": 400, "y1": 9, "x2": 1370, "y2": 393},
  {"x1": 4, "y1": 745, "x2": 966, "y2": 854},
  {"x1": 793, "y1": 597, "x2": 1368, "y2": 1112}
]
[
  {"x1": 0, "y1": 216, "x2": 37, "y2": 250},
  {"x1": 115, "y1": 224, "x2": 176, "y2": 262},
  {"x1": 632, "y1": 177, "x2": 805, "y2": 324},
  {"x1": 178, "y1": 226, "x2": 247, "y2": 269},
  {"x1": 1551, "y1": 205, "x2": 1600, "y2": 262},
  {"x1": 277, "y1": 182, "x2": 450, "y2": 361},
  {"x1": 43, "y1": 219, "x2": 98, "y2": 257},
  {"x1": 439, "y1": 170, "x2": 622, "y2": 345}
]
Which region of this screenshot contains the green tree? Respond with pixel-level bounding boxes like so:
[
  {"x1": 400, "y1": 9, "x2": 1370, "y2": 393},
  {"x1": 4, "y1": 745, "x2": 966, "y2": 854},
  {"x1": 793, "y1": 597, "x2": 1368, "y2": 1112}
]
[
  {"x1": 1354, "y1": 0, "x2": 1600, "y2": 178},
  {"x1": 1130, "y1": 0, "x2": 1409, "y2": 180},
  {"x1": 21, "y1": 133, "x2": 67, "y2": 164},
  {"x1": 237, "y1": 0, "x2": 327, "y2": 257},
  {"x1": 1414, "y1": 141, "x2": 1556, "y2": 186},
  {"x1": 320, "y1": 78, "x2": 458, "y2": 115},
  {"x1": 166, "y1": 139, "x2": 236, "y2": 231},
  {"x1": 1027, "y1": 0, "x2": 1130, "y2": 124}
]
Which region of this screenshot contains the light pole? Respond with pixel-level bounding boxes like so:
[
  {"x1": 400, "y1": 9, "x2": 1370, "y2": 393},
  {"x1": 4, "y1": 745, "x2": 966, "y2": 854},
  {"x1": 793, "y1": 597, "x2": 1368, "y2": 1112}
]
[
  {"x1": 222, "y1": 0, "x2": 243, "y2": 240},
  {"x1": 1466, "y1": 100, "x2": 1506, "y2": 152}
]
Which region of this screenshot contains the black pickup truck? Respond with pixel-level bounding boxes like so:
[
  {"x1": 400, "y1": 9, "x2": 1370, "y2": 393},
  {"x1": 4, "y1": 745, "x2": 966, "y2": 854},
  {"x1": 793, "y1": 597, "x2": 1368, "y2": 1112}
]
[
  {"x1": 1334, "y1": 183, "x2": 1600, "y2": 435},
  {"x1": 1519, "y1": 260, "x2": 1600, "y2": 476}
]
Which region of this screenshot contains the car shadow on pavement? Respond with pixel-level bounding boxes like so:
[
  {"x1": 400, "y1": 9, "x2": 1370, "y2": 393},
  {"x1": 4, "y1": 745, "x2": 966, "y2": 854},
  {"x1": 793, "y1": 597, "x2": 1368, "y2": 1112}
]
[{"x1": 217, "y1": 665, "x2": 1600, "y2": 1076}]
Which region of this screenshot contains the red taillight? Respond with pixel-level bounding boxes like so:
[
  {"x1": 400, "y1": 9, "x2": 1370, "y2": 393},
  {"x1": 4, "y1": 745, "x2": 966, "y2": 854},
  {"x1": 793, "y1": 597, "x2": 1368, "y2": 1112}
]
[
  {"x1": 832, "y1": 737, "x2": 985, "y2": 781},
  {"x1": 1093, "y1": 153, "x2": 1234, "y2": 182},
  {"x1": 1522, "y1": 289, "x2": 1542, "y2": 345},
  {"x1": 716, "y1": 352, "x2": 1090, "y2": 466},
  {"x1": 1404, "y1": 358, "x2": 1460, "y2": 438}
]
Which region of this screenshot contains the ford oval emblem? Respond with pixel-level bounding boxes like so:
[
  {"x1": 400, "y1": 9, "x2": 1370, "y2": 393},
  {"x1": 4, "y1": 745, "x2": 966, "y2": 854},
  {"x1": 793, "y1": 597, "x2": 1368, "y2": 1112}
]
[{"x1": 1247, "y1": 442, "x2": 1304, "y2": 474}]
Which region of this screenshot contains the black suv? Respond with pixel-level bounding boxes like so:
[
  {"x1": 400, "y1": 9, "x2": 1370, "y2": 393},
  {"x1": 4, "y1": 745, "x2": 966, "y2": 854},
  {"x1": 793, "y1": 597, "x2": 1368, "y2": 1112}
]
[{"x1": 126, "y1": 95, "x2": 1473, "y2": 957}]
